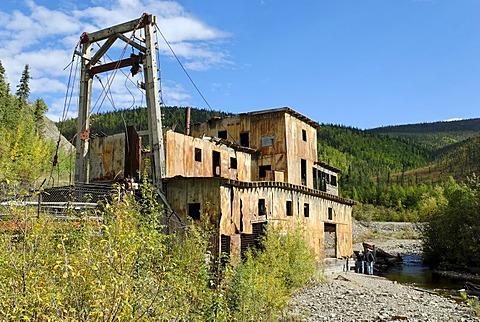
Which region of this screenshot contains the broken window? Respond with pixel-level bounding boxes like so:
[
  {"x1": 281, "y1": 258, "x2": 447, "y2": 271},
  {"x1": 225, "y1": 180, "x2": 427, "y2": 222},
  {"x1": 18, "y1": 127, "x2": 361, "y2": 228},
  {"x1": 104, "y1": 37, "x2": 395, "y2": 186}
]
[
  {"x1": 261, "y1": 136, "x2": 275, "y2": 147},
  {"x1": 194, "y1": 148, "x2": 202, "y2": 162},
  {"x1": 188, "y1": 203, "x2": 201, "y2": 220},
  {"x1": 230, "y1": 157, "x2": 238, "y2": 169},
  {"x1": 328, "y1": 207, "x2": 333, "y2": 221},
  {"x1": 304, "y1": 203, "x2": 310, "y2": 217},
  {"x1": 286, "y1": 200, "x2": 293, "y2": 217},
  {"x1": 259, "y1": 165, "x2": 271, "y2": 178},
  {"x1": 240, "y1": 132, "x2": 249, "y2": 147},
  {"x1": 258, "y1": 199, "x2": 267, "y2": 216},
  {"x1": 218, "y1": 130, "x2": 227, "y2": 139},
  {"x1": 302, "y1": 129, "x2": 307, "y2": 142}
]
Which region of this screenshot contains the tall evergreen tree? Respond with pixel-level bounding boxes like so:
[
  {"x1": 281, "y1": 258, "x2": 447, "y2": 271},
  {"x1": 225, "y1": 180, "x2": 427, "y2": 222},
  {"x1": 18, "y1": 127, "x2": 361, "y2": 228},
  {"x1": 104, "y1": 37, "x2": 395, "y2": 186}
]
[
  {"x1": 16, "y1": 64, "x2": 30, "y2": 104},
  {"x1": 0, "y1": 60, "x2": 9, "y2": 100},
  {"x1": 33, "y1": 98, "x2": 48, "y2": 133}
]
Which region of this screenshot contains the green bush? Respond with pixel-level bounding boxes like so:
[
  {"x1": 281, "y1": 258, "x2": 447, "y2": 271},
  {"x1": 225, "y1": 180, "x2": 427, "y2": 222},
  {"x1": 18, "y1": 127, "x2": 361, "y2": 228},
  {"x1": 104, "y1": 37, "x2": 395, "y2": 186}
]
[
  {"x1": 227, "y1": 225, "x2": 317, "y2": 321},
  {"x1": 0, "y1": 185, "x2": 318, "y2": 321},
  {"x1": 423, "y1": 177, "x2": 480, "y2": 270}
]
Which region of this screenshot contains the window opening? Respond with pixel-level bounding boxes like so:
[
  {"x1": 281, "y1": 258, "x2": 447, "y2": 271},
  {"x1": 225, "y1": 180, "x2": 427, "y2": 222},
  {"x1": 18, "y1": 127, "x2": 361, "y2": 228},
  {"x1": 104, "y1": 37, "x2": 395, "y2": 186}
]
[
  {"x1": 286, "y1": 200, "x2": 293, "y2": 217},
  {"x1": 194, "y1": 148, "x2": 202, "y2": 162},
  {"x1": 258, "y1": 199, "x2": 267, "y2": 216},
  {"x1": 212, "y1": 151, "x2": 221, "y2": 177},
  {"x1": 304, "y1": 203, "x2": 310, "y2": 217},
  {"x1": 301, "y1": 159, "x2": 307, "y2": 185},
  {"x1": 188, "y1": 203, "x2": 201, "y2": 220},
  {"x1": 230, "y1": 157, "x2": 238, "y2": 169},
  {"x1": 331, "y1": 175, "x2": 337, "y2": 186},
  {"x1": 328, "y1": 207, "x2": 333, "y2": 220},
  {"x1": 240, "y1": 132, "x2": 249, "y2": 147},
  {"x1": 302, "y1": 129, "x2": 307, "y2": 142},
  {"x1": 259, "y1": 165, "x2": 271, "y2": 178},
  {"x1": 218, "y1": 130, "x2": 227, "y2": 139}
]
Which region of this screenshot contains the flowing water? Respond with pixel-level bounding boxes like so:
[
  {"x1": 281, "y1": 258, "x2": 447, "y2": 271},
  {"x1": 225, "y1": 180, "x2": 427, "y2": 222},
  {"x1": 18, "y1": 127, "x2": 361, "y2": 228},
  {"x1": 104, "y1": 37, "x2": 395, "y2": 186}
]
[{"x1": 381, "y1": 255, "x2": 467, "y2": 297}]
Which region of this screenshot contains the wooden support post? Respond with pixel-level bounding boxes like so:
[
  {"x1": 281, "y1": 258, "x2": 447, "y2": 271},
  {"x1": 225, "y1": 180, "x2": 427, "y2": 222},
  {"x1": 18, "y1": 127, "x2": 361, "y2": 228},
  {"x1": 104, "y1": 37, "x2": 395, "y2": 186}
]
[
  {"x1": 75, "y1": 38, "x2": 92, "y2": 183},
  {"x1": 143, "y1": 16, "x2": 165, "y2": 189}
]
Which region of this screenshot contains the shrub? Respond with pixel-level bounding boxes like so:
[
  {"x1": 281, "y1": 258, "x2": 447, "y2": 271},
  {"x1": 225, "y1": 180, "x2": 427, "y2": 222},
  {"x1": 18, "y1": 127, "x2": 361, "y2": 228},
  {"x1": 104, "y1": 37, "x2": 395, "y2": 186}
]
[
  {"x1": 227, "y1": 225, "x2": 317, "y2": 321},
  {"x1": 0, "y1": 185, "x2": 317, "y2": 321}
]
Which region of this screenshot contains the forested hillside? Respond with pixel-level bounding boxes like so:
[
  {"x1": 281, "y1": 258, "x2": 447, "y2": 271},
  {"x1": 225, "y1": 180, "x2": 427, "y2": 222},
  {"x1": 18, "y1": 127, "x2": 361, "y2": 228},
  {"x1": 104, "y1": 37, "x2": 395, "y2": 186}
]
[
  {"x1": 317, "y1": 125, "x2": 430, "y2": 197},
  {"x1": 370, "y1": 119, "x2": 480, "y2": 151},
  {"x1": 57, "y1": 106, "x2": 232, "y2": 141},
  {"x1": 397, "y1": 136, "x2": 480, "y2": 185}
]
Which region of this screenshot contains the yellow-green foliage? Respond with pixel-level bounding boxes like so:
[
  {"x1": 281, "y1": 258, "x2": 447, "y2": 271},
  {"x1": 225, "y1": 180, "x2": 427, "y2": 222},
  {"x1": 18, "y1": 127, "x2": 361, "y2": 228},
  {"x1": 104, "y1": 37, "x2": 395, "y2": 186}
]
[
  {"x1": 461, "y1": 291, "x2": 480, "y2": 317},
  {"x1": 0, "y1": 187, "x2": 222, "y2": 321},
  {"x1": 227, "y1": 225, "x2": 317, "y2": 321},
  {"x1": 0, "y1": 186, "x2": 317, "y2": 321},
  {"x1": 0, "y1": 116, "x2": 54, "y2": 186}
]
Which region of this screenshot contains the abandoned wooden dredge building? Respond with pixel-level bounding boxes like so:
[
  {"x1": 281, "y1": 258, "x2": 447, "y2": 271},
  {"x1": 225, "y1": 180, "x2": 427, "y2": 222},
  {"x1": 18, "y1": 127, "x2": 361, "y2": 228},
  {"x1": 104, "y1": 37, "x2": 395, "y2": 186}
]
[
  {"x1": 86, "y1": 107, "x2": 355, "y2": 262},
  {"x1": 70, "y1": 13, "x2": 354, "y2": 263}
]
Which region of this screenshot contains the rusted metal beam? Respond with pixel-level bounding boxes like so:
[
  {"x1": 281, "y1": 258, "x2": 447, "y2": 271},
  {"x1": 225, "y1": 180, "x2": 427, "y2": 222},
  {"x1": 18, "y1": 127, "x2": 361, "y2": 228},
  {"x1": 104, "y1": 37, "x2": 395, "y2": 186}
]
[{"x1": 90, "y1": 57, "x2": 134, "y2": 76}]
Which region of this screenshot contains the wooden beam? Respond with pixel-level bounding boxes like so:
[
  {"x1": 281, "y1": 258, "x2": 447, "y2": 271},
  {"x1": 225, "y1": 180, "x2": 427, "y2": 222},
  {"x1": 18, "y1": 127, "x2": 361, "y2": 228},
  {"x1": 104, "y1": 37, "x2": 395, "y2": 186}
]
[
  {"x1": 89, "y1": 34, "x2": 118, "y2": 66},
  {"x1": 117, "y1": 33, "x2": 147, "y2": 53},
  {"x1": 81, "y1": 13, "x2": 154, "y2": 44}
]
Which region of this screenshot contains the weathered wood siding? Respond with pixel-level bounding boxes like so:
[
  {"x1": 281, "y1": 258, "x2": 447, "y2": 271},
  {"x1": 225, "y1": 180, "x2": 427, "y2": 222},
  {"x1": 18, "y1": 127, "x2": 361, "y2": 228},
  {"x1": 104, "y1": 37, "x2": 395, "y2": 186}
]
[
  {"x1": 165, "y1": 131, "x2": 255, "y2": 181},
  {"x1": 166, "y1": 177, "x2": 353, "y2": 262},
  {"x1": 284, "y1": 113, "x2": 318, "y2": 188}
]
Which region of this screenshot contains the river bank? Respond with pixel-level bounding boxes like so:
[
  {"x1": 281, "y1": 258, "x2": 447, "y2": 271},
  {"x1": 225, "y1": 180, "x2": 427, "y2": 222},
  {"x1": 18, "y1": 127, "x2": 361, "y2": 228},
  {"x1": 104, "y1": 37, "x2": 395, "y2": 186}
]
[
  {"x1": 282, "y1": 271, "x2": 479, "y2": 321},
  {"x1": 281, "y1": 221, "x2": 480, "y2": 321}
]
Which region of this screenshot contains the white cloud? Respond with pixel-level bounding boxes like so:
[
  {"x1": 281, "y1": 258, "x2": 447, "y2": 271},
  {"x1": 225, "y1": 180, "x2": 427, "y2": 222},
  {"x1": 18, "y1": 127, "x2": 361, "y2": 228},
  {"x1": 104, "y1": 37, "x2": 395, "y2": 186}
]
[
  {"x1": 30, "y1": 77, "x2": 66, "y2": 94},
  {"x1": 162, "y1": 81, "x2": 191, "y2": 106},
  {"x1": 444, "y1": 117, "x2": 462, "y2": 122},
  {"x1": 0, "y1": 0, "x2": 232, "y2": 121}
]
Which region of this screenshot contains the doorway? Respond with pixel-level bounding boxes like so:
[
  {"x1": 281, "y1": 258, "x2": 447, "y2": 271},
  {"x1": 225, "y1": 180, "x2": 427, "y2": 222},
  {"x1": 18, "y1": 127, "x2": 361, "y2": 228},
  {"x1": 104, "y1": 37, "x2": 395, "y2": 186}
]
[{"x1": 324, "y1": 223, "x2": 337, "y2": 258}]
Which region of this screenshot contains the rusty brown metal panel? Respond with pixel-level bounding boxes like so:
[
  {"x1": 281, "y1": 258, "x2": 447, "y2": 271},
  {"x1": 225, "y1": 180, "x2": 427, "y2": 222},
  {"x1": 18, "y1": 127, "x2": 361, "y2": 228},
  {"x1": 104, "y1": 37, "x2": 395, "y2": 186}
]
[
  {"x1": 124, "y1": 126, "x2": 141, "y2": 179},
  {"x1": 89, "y1": 133, "x2": 125, "y2": 181}
]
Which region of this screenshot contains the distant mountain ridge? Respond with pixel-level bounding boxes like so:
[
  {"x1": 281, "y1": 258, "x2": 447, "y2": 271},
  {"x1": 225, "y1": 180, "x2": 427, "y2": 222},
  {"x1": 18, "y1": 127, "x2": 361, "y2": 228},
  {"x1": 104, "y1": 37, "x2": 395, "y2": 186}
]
[
  {"x1": 370, "y1": 117, "x2": 480, "y2": 133},
  {"x1": 369, "y1": 117, "x2": 480, "y2": 152}
]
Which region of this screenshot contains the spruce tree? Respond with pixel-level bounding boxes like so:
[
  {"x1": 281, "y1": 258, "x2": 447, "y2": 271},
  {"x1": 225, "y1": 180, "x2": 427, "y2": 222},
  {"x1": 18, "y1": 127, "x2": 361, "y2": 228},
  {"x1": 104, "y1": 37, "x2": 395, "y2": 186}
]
[
  {"x1": 33, "y1": 98, "x2": 48, "y2": 133},
  {"x1": 16, "y1": 64, "x2": 30, "y2": 104},
  {"x1": 0, "y1": 60, "x2": 9, "y2": 99}
]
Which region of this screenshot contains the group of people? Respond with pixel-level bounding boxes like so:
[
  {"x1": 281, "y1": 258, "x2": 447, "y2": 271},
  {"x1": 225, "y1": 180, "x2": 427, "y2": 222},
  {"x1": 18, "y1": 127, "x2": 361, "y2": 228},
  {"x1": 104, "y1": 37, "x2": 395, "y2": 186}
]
[{"x1": 355, "y1": 249, "x2": 375, "y2": 275}]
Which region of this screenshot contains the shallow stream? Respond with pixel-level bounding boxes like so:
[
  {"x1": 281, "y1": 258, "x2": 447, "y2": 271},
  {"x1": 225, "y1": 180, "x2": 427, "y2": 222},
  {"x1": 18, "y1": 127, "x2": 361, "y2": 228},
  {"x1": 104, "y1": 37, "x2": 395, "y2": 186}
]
[{"x1": 381, "y1": 255, "x2": 467, "y2": 298}]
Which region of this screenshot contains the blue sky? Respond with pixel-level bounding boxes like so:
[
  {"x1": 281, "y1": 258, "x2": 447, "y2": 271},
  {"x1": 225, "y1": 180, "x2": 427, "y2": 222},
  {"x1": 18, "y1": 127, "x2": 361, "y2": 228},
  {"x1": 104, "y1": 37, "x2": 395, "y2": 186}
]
[{"x1": 1, "y1": 0, "x2": 480, "y2": 129}]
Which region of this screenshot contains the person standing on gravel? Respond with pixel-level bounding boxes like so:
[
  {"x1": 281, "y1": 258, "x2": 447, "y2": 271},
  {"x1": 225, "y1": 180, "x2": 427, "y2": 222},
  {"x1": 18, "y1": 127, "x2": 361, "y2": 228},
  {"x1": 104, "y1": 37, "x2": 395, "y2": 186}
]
[
  {"x1": 355, "y1": 251, "x2": 365, "y2": 274},
  {"x1": 366, "y1": 250, "x2": 374, "y2": 275}
]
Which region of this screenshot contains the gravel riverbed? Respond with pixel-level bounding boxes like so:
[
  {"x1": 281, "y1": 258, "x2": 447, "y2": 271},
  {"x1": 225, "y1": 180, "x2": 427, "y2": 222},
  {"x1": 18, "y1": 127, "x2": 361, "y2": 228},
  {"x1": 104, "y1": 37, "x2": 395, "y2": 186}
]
[
  {"x1": 282, "y1": 221, "x2": 480, "y2": 321},
  {"x1": 283, "y1": 272, "x2": 479, "y2": 321}
]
